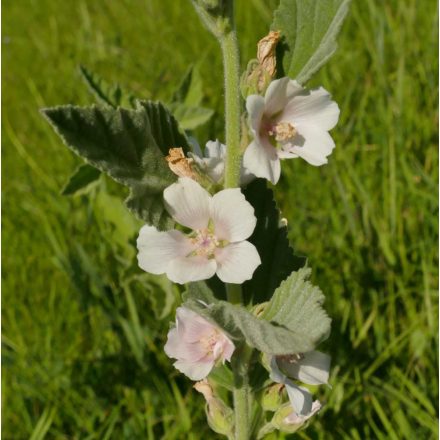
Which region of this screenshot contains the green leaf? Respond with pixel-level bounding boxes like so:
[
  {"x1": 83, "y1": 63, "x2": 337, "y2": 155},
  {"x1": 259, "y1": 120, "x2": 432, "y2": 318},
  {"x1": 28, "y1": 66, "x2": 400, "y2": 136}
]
[
  {"x1": 61, "y1": 163, "x2": 101, "y2": 196},
  {"x1": 42, "y1": 101, "x2": 190, "y2": 229},
  {"x1": 184, "y1": 276, "x2": 330, "y2": 355},
  {"x1": 272, "y1": 0, "x2": 350, "y2": 84},
  {"x1": 262, "y1": 267, "x2": 331, "y2": 344},
  {"x1": 79, "y1": 65, "x2": 135, "y2": 108},
  {"x1": 170, "y1": 104, "x2": 214, "y2": 130},
  {"x1": 243, "y1": 179, "x2": 306, "y2": 304}
]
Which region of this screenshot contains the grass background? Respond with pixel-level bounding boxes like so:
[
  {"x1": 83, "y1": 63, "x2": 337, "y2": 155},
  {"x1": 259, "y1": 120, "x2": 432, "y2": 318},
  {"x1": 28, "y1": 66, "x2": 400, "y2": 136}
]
[{"x1": 2, "y1": 0, "x2": 438, "y2": 438}]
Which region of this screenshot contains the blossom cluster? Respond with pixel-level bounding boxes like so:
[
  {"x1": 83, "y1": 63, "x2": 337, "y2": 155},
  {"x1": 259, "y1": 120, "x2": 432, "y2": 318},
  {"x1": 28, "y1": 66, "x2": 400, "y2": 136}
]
[{"x1": 136, "y1": 76, "x2": 339, "y2": 425}]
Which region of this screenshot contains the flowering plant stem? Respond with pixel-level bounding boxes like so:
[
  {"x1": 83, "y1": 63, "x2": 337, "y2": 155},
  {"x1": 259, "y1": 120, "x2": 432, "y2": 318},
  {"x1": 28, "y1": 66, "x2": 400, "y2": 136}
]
[
  {"x1": 220, "y1": 18, "x2": 252, "y2": 439},
  {"x1": 221, "y1": 29, "x2": 242, "y2": 190}
]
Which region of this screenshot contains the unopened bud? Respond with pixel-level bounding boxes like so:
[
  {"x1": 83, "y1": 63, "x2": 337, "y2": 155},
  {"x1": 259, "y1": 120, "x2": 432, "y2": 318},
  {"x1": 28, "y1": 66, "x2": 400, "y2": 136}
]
[
  {"x1": 261, "y1": 383, "x2": 284, "y2": 412},
  {"x1": 194, "y1": 380, "x2": 234, "y2": 437},
  {"x1": 272, "y1": 403, "x2": 303, "y2": 434},
  {"x1": 240, "y1": 59, "x2": 272, "y2": 98}
]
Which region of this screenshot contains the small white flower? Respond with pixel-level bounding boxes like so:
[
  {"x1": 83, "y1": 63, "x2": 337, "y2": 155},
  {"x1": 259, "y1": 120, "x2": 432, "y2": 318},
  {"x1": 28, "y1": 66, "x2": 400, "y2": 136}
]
[
  {"x1": 164, "y1": 307, "x2": 235, "y2": 380},
  {"x1": 190, "y1": 139, "x2": 254, "y2": 185},
  {"x1": 270, "y1": 351, "x2": 331, "y2": 420},
  {"x1": 137, "y1": 177, "x2": 261, "y2": 284},
  {"x1": 243, "y1": 77, "x2": 340, "y2": 184}
]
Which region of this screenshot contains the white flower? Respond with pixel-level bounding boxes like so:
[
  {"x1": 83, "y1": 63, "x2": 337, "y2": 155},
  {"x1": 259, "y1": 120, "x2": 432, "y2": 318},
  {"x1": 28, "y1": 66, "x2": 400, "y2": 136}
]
[
  {"x1": 190, "y1": 139, "x2": 254, "y2": 185},
  {"x1": 243, "y1": 77, "x2": 340, "y2": 184},
  {"x1": 137, "y1": 177, "x2": 261, "y2": 284},
  {"x1": 165, "y1": 307, "x2": 235, "y2": 380},
  {"x1": 270, "y1": 351, "x2": 331, "y2": 420}
]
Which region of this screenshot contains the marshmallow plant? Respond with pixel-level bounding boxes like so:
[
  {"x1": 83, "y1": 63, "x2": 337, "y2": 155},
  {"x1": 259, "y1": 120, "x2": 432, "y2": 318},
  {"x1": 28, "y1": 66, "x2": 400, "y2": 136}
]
[{"x1": 42, "y1": 0, "x2": 350, "y2": 438}]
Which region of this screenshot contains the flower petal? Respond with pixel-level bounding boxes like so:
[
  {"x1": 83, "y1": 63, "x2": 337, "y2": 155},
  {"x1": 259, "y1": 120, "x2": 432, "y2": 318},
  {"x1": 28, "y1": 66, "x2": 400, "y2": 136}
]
[
  {"x1": 166, "y1": 255, "x2": 217, "y2": 284},
  {"x1": 285, "y1": 400, "x2": 322, "y2": 424},
  {"x1": 164, "y1": 326, "x2": 208, "y2": 362},
  {"x1": 205, "y1": 140, "x2": 226, "y2": 159},
  {"x1": 164, "y1": 177, "x2": 211, "y2": 230},
  {"x1": 246, "y1": 94, "x2": 265, "y2": 133},
  {"x1": 282, "y1": 86, "x2": 340, "y2": 131},
  {"x1": 215, "y1": 241, "x2": 261, "y2": 283},
  {"x1": 288, "y1": 124, "x2": 335, "y2": 166},
  {"x1": 243, "y1": 139, "x2": 281, "y2": 184},
  {"x1": 173, "y1": 359, "x2": 214, "y2": 381},
  {"x1": 285, "y1": 382, "x2": 314, "y2": 416},
  {"x1": 210, "y1": 188, "x2": 256, "y2": 242},
  {"x1": 264, "y1": 77, "x2": 290, "y2": 116},
  {"x1": 277, "y1": 351, "x2": 331, "y2": 385},
  {"x1": 137, "y1": 226, "x2": 194, "y2": 275}
]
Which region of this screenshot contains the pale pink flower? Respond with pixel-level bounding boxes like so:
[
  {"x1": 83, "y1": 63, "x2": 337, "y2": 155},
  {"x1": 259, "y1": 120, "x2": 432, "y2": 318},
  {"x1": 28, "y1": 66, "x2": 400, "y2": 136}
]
[
  {"x1": 164, "y1": 307, "x2": 235, "y2": 380},
  {"x1": 270, "y1": 351, "x2": 331, "y2": 420},
  {"x1": 243, "y1": 77, "x2": 340, "y2": 184},
  {"x1": 136, "y1": 177, "x2": 261, "y2": 284}
]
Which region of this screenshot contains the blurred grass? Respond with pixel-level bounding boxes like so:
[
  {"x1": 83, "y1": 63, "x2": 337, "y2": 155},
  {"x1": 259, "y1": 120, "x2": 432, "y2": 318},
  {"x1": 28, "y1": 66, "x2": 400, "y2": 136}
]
[{"x1": 2, "y1": 0, "x2": 438, "y2": 439}]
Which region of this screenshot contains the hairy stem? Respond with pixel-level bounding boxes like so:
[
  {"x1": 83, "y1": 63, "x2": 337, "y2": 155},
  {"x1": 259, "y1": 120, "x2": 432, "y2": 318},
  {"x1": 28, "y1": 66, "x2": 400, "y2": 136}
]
[
  {"x1": 231, "y1": 345, "x2": 253, "y2": 440},
  {"x1": 221, "y1": 29, "x2": 242, "y2": 189},
  {"x1": 218, "y1": 12, "x2": 252, "y2": 439}
]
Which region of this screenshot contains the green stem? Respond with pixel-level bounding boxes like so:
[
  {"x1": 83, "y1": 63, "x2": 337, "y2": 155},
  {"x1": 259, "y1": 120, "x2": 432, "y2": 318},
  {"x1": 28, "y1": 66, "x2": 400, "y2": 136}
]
[
  {"x1": 226, "y1": 283, "x2": 243, "y2": 304},
  {"x1": 231, "y1": 345, "x2": 253, "y2": 440},
  {"x1": 218, "y1": 7, "x2": 251, "y2": 440},
  {"x1": 221, "y1": 29, "x2": 242, "y2": 189}
]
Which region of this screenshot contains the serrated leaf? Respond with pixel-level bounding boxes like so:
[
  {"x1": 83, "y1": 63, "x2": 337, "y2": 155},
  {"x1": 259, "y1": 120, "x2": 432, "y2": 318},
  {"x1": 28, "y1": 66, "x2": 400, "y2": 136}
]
[
  {"x1": 79, "y1": 65, "x2": 135, "y2": 108},
  {"x1": 243, "y1": 179, "x2": 306, "y2": 304},
  {"x1": 42, "y1": 101, "x2": 190, "y2": 229},
  {"x1": 272, "y1": 0, "x2": 350, "y2": 84},
  {"x1": 61, "y1": 163, "x2": 101, "y2": 196},
  {"x1": 262, "y1": 267, "x2": 331, "y2": 344},
  {"x1": 170, "y1": 104, "x2": 214, "y2": 130},
  {"x1": 184, "y1": 277, "x2": 330, "y2": 355}
]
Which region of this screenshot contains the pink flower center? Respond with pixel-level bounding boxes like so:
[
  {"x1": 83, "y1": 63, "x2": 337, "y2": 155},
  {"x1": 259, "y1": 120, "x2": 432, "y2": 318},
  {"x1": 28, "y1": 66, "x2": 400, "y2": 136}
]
[
  {"x1": 262, "y1": 117, "x2": 297, "y2": 143},
  {"x1": 200, "y1": 329, "x2": 222, "y2": 357},
  {"x1": 191, "y1": 229, "x2": 219, "y2": 257}
]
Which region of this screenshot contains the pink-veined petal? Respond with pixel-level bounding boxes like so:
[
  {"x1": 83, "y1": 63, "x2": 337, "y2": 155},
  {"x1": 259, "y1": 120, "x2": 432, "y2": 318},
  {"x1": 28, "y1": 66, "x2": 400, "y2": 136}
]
[
  {"x1": 137, "y1": 226, "x2": 194, "y2": 275},
  {"x1": 243, "y1": 139, "x2": 281, "y2": 184},
  {"x1": 173, "y1": 359, "x2": 215, "y2": 381},
  {"x1": 166, "y1": 255, "x2": 217, "y2": 284},
  {"x1": 164, "y1": 326, "x2": 208, "y2": 362},
  {"x1": 210, "y1": 189, "x2": 256, "y2": 242},
  {"x1": 282, "y1": 86, "x2": 340, "y2": 131},
  {"x1": 264, "y1": 77, "x2": 290, "y2": 116},
  {"x1": 164, "y1": 177, "x2": 211, "y2": 230},
  {"x1": 176, "y1": 308, "x2": 217, "y2": 343},
  {"x1": 215, "y1": 241, "x2": 261, "y2": 284}
]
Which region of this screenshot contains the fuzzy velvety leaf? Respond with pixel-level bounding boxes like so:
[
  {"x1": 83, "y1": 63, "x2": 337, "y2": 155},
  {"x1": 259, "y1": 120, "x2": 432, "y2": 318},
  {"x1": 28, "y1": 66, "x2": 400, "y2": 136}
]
[
  {"x1": 243, "y1": 179, "x2": 305, "y2": 304},
  {"x1": 184, "y1": 280, "x2": 328, "y2": 355},
  {"x1": 79, "y1": 65, "x2": 135, "y2": 108},
  {"x1": 61, "y1": 163, "x2": 101, "y2": 196},
  {"x1": 262, "y1": 267, "x2": 331, "y2": 345},
  {"x1": 42, "y1": 101, "x2": 190, "y2": 229},
  {"x1": 272, "y1": 0, "x2": 350, "y2": 84}
]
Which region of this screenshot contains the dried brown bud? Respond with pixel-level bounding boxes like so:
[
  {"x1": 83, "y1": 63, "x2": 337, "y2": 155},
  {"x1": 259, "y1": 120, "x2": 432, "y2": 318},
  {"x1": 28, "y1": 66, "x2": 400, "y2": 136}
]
[
  {"x1": 165, "y1": 147, "x2": 196, "y2": 179},
  {"x1": 257, "y1": 30, "x2": 281, "y2": 78}
]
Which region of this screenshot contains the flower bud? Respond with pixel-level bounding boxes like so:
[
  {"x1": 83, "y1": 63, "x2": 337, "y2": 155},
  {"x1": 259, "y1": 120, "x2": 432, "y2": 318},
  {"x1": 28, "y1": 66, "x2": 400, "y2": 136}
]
[
  {"x1": 271, "y1": 403, "x2": 302, "y2": 434},
  {"x1": 261, "y1": 383, "x2": 284, "y2": 412},
  {"x1": 194, "y1": 380, "x2": 234, "y2": 437}
]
